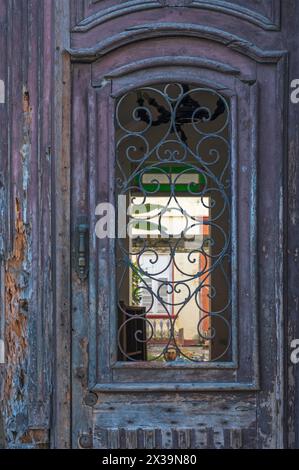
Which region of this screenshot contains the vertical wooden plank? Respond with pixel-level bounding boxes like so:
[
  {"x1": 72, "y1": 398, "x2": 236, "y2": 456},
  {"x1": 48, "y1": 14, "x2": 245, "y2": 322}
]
[
  {"x1": 125, "y1": 429, "x2": 138, "y2": 449},
  {"x1": 137, "y1": 428, "x2": 145, "y2": 449},
  {"x1": 212, "y1": 427, "x2": 225, "y2": 449},
  {"x1": 107, "y1": 428, "x2": 120, "y2": 449},
  {"x1": 192, "y1": 429, "x2": 208, "y2": 449},
  {"x1": 229, "y1": 429, "x2": 242, "y2": 449},
  {"x1": 160, "y1": 429, "x2": 173, "y2": 449},
  {"x1": 255, "y1": 56, "x2": 288, "y2": 449},
  {"x1": 144, "y1": 429, "x2": 155, "y2": 449},
  {"x1": 283, "y1": 0, "x2": 299, "y2": 450},
  {"x1": 87, "y1": 88, "x2": 98, "y2": 388},
  {"x1": 177, "y1": 428, "x2": 191, "y2": 449},
  {"x1": 26, "y1": 0, "x2": 54, "y2": 435},
  {"x1": 52, "y1": 0, "x2": 71, "y2": 449},
  {"x1": 70, "y1": 63, "x2": 93, "y2": 449}
]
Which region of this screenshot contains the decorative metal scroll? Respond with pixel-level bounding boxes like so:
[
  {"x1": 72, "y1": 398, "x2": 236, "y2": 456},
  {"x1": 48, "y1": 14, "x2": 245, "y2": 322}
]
[{"x1": 115, "y1": 83, "x2": 231, "y2": 362}]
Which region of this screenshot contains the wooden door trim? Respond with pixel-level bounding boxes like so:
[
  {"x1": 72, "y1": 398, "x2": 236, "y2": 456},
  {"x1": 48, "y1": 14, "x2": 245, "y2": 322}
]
[
  {"x1": 68, "y1": 23, "x2": 287, "y2": 64},
  {"x1": 52, "y1": 0, "x2": 72, "y2": 449},
  {"x1": 71, "y1": 0, "x2": 281, "y2": 33},
  {"x1": 85, "y1": 62, "x2": 259, "y2": 389}
]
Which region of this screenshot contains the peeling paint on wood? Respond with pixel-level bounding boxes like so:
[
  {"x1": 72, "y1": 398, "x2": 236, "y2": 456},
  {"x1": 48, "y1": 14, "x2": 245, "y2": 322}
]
[
  {"x1": 5, "y1": 198, "x2": 28, "y2": 400},
  {"x1": 0, "y1": 0, "x2": 53, "y2": 449},
  {"x1": 0, "y1": 0, "x2": 298, "y2": 449}
]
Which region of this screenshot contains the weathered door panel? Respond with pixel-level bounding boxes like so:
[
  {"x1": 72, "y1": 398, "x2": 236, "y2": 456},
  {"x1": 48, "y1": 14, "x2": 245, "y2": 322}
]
[
  {"x1": 70, "y1": 0, "x2": 287, "y2": 449},
  {"x1": 93, "y1": 393, "x2": 257, "y2": 449}
]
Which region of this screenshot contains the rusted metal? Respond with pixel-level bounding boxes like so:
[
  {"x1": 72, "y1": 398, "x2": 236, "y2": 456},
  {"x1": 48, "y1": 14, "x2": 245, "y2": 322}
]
[
  {"x1": 78, "y1": 433, "x2": 93, "y2": 449},
  {"x1": 84, "y1": 392, "x2": 98, "y2": 407}
]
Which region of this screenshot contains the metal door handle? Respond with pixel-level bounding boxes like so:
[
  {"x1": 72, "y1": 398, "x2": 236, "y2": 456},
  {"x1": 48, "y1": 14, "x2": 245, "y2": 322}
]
[{"x1": 77, "y1": 221, "x2": 89, "y2": 280}]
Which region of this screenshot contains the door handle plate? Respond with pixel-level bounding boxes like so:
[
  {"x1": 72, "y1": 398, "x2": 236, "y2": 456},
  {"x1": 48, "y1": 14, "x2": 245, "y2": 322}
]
[{"x1": 76, "y1": 217, "x2": 89, "y2": 280}]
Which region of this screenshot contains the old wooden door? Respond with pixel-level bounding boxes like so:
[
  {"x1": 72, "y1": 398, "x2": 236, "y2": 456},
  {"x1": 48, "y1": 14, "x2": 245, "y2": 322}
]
[{"x1": 68, "y1": 0, "x2": 292, "y2": 449}]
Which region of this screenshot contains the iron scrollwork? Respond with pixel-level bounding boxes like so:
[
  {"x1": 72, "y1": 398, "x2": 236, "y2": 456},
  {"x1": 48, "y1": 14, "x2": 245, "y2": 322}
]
[{"x1": 115, "y1": 83, "x2": 231, "y2": 363}]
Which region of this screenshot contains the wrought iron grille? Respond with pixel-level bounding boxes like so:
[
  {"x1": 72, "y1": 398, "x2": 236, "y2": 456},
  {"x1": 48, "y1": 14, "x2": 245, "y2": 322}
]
[{"x1": 115, "y1": 83, "x2": 231, "y2": 363}]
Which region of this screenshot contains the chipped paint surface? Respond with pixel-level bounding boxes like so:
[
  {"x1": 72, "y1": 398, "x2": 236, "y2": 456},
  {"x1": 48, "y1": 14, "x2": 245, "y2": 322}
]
[
  {"x1": 0, "y1": 0, "x2": 53, "y2": 448},
  {"x1": 0, "y1": 0, "x2": 298, "y2": 450},
  {"x1": 3, "y1": 204, "x2": 30, "y2": 446},
  {"x1": 2, "y1": 90, "x2": 33, "y2": 447}
]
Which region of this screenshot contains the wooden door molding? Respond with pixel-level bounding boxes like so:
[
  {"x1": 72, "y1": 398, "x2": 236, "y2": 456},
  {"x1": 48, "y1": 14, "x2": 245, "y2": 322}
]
[
  {"x1": 71, "y1": 1, "x2": 163, "y2": 32},
  {"x1": 70, "y1": 0, "x2": 281, "y2": 32},
  {"x1": 189, "y1": 1, "x2": 281, "y2": 31},
  {"x1": 68, "y1": 23, "x2": 287, "y2": 62},
  {"x1": 83, "y1": 54, "x2": 259, "y2": 391}
]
